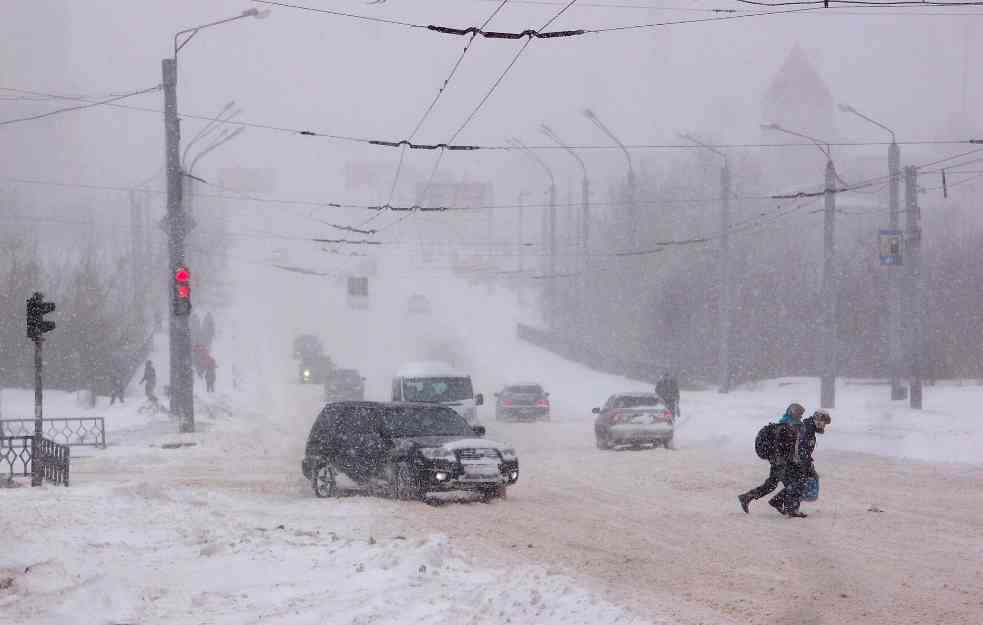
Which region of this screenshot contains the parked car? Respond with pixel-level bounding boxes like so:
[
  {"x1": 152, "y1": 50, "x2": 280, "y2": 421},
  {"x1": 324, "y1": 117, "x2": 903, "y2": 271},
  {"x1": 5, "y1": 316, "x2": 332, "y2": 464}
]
[
  {"x1": 324, "y1": 368, "x2": 365, "y2": 402},
  {"x1": 301, "y1": 402, "x2": 519, "y2": 501},
  {"x1": 392, "y1": 362, "x2": 483, "y2": 425},
  {"x1": 593, "y1": 393, "x2": 674, "y2": 450},
  {"x1": 494, "y1": 383, "x2": 550, "y2": 422}
]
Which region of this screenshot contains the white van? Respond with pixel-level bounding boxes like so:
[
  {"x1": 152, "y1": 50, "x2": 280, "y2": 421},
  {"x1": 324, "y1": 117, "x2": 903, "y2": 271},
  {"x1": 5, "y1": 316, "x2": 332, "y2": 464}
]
[{"x1": 392, "y1": 361, "x2": 484, "y2": 425}]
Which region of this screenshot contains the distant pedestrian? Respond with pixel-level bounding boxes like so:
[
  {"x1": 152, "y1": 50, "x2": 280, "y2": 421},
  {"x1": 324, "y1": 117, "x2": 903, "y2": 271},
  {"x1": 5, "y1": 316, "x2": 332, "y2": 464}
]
[
  {"x1": 204, "y1": 357, "x2": 217, "y2": 393},
  {"x1": 655, "y1": 372, "x2": 680, "y2": 417},
  {"x1": 140, "y1": 360, "x2": 158, "y2": 403},
  {"x1": 109, "y1": 368, "x2": 126, "y2": 405}
]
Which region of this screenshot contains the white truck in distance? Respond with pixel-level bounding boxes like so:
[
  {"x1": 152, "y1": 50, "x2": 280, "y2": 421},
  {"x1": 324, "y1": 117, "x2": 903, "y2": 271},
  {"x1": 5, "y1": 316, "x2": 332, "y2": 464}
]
[{"x1": 392, "y1": 361, "x2": 484, "y2": 425}]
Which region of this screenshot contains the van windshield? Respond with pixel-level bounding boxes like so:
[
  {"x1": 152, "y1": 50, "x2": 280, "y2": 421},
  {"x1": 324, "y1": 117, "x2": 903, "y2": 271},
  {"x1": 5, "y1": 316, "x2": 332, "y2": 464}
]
[{"x1": 403, "y1": 377, "x2": 474, "y2": 403}]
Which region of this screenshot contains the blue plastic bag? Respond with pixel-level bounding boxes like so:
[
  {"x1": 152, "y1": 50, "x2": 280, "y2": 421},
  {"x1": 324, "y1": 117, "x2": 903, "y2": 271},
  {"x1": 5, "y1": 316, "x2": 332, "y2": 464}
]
[{"x1": 801, "y1": 477, "x2": 820, "y2": 502}]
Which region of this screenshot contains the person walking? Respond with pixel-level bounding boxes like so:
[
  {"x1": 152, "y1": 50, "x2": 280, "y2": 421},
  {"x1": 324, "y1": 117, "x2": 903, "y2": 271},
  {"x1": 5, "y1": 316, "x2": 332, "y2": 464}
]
[
  {"x1": 655, "y1": 372, "x2": 680, "y2": 417},
  {"x1": 204, "y1": 356, "x2": 217, "y2": 393},
  {"x1": 738, "y1": 403, "x2": 804, "y2": 514},
  {"x1": 139, "y1": 360, "x2": 157, "y2": 403},
  {"x1": 108, "y1": 367, "x2": 126, "y2": 405},
  {"x1": 770, "y1": 410, "x2": 831, "y2": 518}
]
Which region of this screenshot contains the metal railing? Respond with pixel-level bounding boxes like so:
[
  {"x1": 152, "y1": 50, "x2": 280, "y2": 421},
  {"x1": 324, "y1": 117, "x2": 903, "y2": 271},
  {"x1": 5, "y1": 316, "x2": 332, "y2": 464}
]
[
  {"x1": 0, "y1": 435, "x2": 70, "y2": 486},
  {"x1": 1, "y1": 435, "x2": 32, "y2": 477},
  {"x1": 0, "y1": 417, "x2": 106, "y2": 448}
]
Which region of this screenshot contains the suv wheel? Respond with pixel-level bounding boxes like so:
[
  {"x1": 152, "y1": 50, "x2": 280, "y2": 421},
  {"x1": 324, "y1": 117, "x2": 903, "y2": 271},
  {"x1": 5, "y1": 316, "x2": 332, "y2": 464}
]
[
  {"x1": 390, "y1": 463, "x2": 422, "y2": 501},
  {"x1": 313, "y1": 465, "x2": 337, "y2": 498}
]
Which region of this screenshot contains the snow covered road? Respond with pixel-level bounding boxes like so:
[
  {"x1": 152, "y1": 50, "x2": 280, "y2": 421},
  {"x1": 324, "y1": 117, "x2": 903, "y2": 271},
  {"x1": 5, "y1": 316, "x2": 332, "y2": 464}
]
[{"x1": 4, "y1": 244, "x2": 982, "y2": 625}]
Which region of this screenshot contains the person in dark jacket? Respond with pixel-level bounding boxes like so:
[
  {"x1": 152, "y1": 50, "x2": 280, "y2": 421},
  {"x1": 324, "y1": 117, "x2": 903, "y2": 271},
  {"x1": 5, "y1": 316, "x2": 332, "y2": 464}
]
[
  {"x1": 139, "y1": 360, "x2": 157, "y2": 403},
  {"x1": 108, "y1": 368, "x2": 126, "y2": 405},
  {"x1": 204, "y1": 356, "x2": 217, "y2": 393},
  {"x1": 655, "y1": 372, "x2": 680, "y2": 417},
  {"x1": 738, "y1": 403, "x2": 805, "y2": 514},
  {"x1": 769, "y1": 410, "x2": 831, "y2": 518}
]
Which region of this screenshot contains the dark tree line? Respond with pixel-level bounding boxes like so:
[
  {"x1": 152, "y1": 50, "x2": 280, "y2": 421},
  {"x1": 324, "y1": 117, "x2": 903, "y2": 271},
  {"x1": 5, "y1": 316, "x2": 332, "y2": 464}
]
[
  {"x1": 0, "y1": 234, "x2": 152, "y2": 402},
  {"x1": 548, "y1": 152, "x2": 983, "y2": 384}
]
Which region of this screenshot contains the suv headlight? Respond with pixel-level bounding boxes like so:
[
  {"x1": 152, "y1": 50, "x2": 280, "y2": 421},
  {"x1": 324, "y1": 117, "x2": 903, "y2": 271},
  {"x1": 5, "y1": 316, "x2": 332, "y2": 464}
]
[
  {"x1": 499, "y1": 447, "x2": 517, "y2": 461},
  {"x1": 419, "y1": 447, "x2": 456, "y2": 461}
]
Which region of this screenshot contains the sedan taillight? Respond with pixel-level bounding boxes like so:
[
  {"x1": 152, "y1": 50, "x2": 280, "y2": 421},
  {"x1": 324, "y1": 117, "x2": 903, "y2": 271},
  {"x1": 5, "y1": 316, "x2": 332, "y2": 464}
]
[{"x1": 536, "y1": 399, "x2": 549, "y2": 407}]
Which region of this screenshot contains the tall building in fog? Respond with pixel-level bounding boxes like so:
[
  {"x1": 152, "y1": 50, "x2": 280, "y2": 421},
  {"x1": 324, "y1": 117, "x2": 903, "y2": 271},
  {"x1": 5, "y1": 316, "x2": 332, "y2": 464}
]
[{"x1": 760, "y1": 45, "x2": 837, "y2": 188}]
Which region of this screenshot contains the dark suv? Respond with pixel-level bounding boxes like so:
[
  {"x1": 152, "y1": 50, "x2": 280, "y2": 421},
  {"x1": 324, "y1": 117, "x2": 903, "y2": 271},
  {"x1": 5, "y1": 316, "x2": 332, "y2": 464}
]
[
  {"x1": 302, "y1": 402, "x2": 519, "y2": 501},
  {"x1": 494, "y1": 384, "x2": 550, "y2": 422}
]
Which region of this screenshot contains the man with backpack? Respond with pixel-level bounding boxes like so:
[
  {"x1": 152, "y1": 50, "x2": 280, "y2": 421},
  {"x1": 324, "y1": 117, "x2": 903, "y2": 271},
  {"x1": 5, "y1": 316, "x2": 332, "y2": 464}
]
[
  {"x1": 655, "y1": 372, "x2": 680, "y2": 418},
  {"x1": 738, "y1": 403, "x2": 804, "y2": 514},
  {"x1": 770, "y1": 410, "x2": 831, "y2": 518}
]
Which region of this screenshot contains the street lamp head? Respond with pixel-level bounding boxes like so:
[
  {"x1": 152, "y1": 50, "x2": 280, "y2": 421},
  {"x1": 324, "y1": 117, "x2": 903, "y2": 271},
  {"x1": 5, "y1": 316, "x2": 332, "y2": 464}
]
[
  {"x1": 760, "y1": 123, "x2": 780, "y2": 131},
  {"x1": 241, "y1": 7, "x2": 272, "y2": 18},
  {"x1": 582, "y1": 108, "x2": 596, "y2": 120},
  {"x1": 837, "y1": 103, "x2": 856, "y2": 114}
]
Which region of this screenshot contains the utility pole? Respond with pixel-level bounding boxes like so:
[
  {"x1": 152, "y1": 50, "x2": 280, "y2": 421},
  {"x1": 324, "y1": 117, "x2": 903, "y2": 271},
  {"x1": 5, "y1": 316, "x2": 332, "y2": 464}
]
[
  {"x1": 719, "y1": 162, "x2": 733, "y2": 393},
  {"x1": 129, "y1": 190, "x2": 145, "y2": 335},
  {"x1": 838, "y1": 104, "x2": 904, "y2": 400},
  {"x1": 162, "y1": 58, "x2": 194, "y2": 433},
  {"x1": 517, "y1": 190, "x2": 527, "y2": 273},
  {"x1": 888, "y1": 141, "x2": 904, "y2": 399},
  {"x1": 678, "y1": 132, "x2": 733, "y2": 393},
  {"x1": 905, "y1": 165, "x2": 923, "y2": 409},
  {"x1": 821, "y1": 159, "x2": 837, "y2": 409}
]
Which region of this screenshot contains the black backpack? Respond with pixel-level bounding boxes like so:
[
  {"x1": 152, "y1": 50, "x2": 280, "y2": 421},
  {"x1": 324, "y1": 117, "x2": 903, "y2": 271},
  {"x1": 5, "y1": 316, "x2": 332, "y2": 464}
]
[{"x1": 755, "y1": 423, "x2": 781, "y2": 460}]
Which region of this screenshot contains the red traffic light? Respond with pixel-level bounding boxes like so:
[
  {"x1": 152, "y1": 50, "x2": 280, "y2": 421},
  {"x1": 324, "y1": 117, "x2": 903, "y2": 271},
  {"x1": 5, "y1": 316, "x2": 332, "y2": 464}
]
[
  {"x1": 175, "y1": 267, "x2": 191, "y2": 283},
  {"x1": 177, "y1": 285, "x2": 190, "y2": 299}
]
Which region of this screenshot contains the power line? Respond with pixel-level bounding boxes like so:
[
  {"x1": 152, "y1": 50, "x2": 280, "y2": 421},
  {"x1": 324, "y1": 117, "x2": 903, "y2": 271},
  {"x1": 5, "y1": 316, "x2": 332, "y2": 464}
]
[
  {"x1": 736, "y1": 0, "x2": 983, "y2": 6},
  {"x1": 586, "y1": 5, "x2": 823, "y2": 31},
  {"x1": 252, "y1": 0, "x2": 427, "y2": 27},
  {"x1": 0, "y1": 85, "x2": 161, "y2": 127}
]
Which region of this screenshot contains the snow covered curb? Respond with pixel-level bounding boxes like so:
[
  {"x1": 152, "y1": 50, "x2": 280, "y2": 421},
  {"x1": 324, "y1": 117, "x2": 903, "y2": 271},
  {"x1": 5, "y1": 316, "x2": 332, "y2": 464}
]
[{"x1": 1, "y1": 483, "x2": 662, "y2": 625}]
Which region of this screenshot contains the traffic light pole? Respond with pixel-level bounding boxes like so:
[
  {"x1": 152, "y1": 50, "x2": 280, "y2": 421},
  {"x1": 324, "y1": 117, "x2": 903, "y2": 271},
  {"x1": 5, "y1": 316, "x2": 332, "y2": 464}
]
[
  {"x1": 163, "y1": 58, "x2": 195, "y2": 432},
  {"x1": 821, "y1": 159, "x2": 837, "y2": 409},
  {"x1": 32, "y1": 338, "x2": 43, "y2": 486}
]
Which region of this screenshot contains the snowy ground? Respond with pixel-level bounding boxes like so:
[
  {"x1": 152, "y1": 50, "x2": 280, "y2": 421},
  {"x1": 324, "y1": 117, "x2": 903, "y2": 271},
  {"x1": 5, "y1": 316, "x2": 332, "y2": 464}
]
[{"x1": 3, "y1": 236, "x2": 982, "y2": 625}]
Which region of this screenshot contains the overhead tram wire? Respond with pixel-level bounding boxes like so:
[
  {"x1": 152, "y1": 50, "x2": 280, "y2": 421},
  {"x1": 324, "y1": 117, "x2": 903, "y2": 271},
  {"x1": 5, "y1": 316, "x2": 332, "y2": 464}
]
[
  {"x1": 5, "y1": 87, "x2": 977, "y2": 152},
  {"x1": 373, "y1": 0, "x2": 581, "y2": 236},
  {"x1": 359, "y1": 0, "x2": 514, "y2": 232},
  {"x1": 0, "y1": 85, "x2": 161, "y2": 127}
]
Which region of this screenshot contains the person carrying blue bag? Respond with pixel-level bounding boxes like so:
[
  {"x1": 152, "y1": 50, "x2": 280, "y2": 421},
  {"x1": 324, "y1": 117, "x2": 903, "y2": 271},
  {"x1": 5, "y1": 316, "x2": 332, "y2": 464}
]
[{"x1": 770, "y1": 410, "x2": 831, "y2": 518}]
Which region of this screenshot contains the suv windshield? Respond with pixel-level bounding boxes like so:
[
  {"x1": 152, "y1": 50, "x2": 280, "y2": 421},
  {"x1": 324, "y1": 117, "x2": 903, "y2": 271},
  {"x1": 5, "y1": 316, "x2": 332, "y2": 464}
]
[
  {"x1": 403, "y1": 377, "x2": 474, "y2": 403},
  {"x1": 505, "y1": 385, "x2": 543, "y2": 395},
  {"x1": 381, "y1": 406, "x2": 474, "y2": 438}
]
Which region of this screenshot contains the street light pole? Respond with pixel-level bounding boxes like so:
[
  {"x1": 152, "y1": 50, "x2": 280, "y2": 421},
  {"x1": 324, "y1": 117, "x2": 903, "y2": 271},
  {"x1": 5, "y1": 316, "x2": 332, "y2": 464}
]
[
  {"x1": 509, "y1": 138, "x2": 556, "y2": 328},
  {"x1": 838, "y1": 103, "x2": 904, "y2": 400},
  {"x1": 163, "y1": 7, "x2": 268, "y2": 433},
  {"x1": 679, "y1": 133, "x2": 733, "y2": 393},
  {"x1": 541, "y1": 124, "x2": 590, "y2": 337},
  {"x1": 763, "y1": 123, "x2": 838, "y2": 408},
  {"x1": 583, "y1": 109, "x2": 635, "y2": 248}
]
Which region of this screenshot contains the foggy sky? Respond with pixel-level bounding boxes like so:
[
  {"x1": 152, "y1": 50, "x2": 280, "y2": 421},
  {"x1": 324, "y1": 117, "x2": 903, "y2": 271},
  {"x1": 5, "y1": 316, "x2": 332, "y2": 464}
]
[{"x1": 2, "y1": 0, "x2": 980, "y2": 214}]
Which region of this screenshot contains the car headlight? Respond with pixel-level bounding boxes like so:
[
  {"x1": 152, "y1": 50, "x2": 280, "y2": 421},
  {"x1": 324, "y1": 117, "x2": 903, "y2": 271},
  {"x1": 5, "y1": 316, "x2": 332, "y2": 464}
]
[
  {"x1": 303, "y1": 369, "x2": 311, "y2": 378},
  {"x1": 419, "y1": 447, "x2": 456, "y2": 461},
  {"x1": 499, "y1": 447, "x2": 517, "y2": 461}
]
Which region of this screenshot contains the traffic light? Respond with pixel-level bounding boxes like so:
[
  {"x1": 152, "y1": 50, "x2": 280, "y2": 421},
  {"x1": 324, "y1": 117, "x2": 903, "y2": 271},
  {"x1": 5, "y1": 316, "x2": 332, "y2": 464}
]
[
  {"x1": 173, "y1": 265, "x2": 192, "y2": 316},
  {"x1": 26, "y1": 292, "x2": 56, "y2": 340}
]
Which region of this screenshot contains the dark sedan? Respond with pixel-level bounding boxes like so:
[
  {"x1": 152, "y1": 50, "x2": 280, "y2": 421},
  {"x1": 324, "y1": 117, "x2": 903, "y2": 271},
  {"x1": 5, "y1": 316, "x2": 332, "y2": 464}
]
[{"x1": 494, "y1": 383, "x2": 550, "y2": 422}]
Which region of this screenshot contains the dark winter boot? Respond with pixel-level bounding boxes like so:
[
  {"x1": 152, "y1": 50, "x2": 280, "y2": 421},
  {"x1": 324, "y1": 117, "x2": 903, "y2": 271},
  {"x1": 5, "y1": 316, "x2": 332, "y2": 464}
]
[
  {"x1": 768, "y1": 497, "x2": 786, "y2": 516},
  {"x1": 786, "y1": 509, "x2": 808, "y2": 518},
  {"x1": 738, "y1": 493, "x2": 751, "y2": 514}
]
